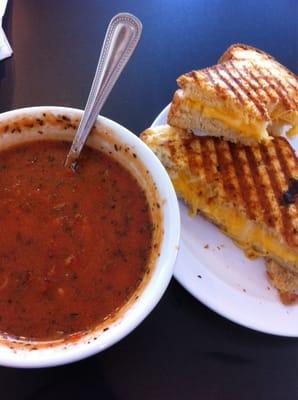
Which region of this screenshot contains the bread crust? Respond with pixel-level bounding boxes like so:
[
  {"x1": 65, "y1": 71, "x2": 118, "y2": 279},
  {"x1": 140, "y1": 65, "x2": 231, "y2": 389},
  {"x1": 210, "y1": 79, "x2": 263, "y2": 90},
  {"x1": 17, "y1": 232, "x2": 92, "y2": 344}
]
[{"x1": 266, "y1": 259, "x2": 298, "y2": 304}]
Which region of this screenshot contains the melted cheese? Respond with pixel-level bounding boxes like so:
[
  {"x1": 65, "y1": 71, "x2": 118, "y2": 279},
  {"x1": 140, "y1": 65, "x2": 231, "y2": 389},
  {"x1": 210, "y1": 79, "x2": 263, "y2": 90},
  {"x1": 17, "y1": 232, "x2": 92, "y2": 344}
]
[
  {"x1": 203, "y1": 107, "x2": 268, "y2": 138},
  {"x1": 173, "y1": 176, "x2": 298, "y2": 267},
  {"x1": 287, "y1": 125, "x2": 298, "y2": 138},
  {"x1": 186, "y1": 98, "x2": 268, "y2": 140}
]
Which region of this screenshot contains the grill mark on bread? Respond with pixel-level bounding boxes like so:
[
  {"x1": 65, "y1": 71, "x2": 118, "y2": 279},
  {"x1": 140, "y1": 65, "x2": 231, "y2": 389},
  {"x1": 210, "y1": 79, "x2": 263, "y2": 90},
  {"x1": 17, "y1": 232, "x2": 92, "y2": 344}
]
[
  {"x1": 205, "y1": 69, "x2": 217, "y2": 87},
  {"x1": 266, "y1": 142, "x2": 289, "y2": 194},
  {"x1": 205, "y1": 66, "x2": 246, "y2": 108},
  {"x1": 274, "y1": 138, "x2": 295, "y2": 181},
  {"x1": 185, "y1": 138, "x2": 201, "y2": 176},
  {"x1": 229, "y1": 144, "x2": 255, "y2": 219},
  {"x1": 280, "y1": 138, "x2": 298, "y2": 175},
  {"x1": 231, "y1": 61, "x2": 269, "y2": 118},
  {"x1": 259, "y1": 144, "x2": 290, "y2": 243},
  {"x1": 257, "y1": 64, "x2": 296, "y2": 109},
  {"x1": 215, "y1": 140, "x2": 243, "y2": 207},
  {"x1": 214, "y1": 65, "x2": 245, "y2": 105},
  {"x1": 270, "y1": 140, "x2": 298, "y2": 246},
  {"x1": 259, "y1": 144, "x2": 281, "y2": 197},
  {"x1": 168, "y1": 140, "x2": 178, "y2": 166},
  {"x1": 245, "y1": 146, "x2": 275, "y2": 228},
  {"x1": 286, "y1": 77, "x2": 298, "y2": 92},
  {"x1": 269, "y1": 141, "x2": 297, "y2": 246},
  {"x1": 237, "y1": 146, "x2": 263, "y2": 221},
  {"x1": 242, "y1": 63, "x2": 280, "y2": 115},
  {"x1": 221, "y1": 43, "x2": 298, "y2": 95},
  {"x1": 200, "y1": 138, "x2": 214, "y2": 183},
  {"x1": 221, "y1": 62, "x2": 267, "y2": 117},
  {"x1": 268, "y1": 75, "x2": 295, "y2": 109},
  {"x1": 206, "y1": 139, "x2": 225, "y2": 198},
  {"x1": 241, "y1": 64, "x2": 274, "y2": 117},
  {"x1": 255, "y1": 146, "x2": 283, "y2": 232},
  {"x1": 244, "y1": 62, "x2": 297, "y2": 112}
]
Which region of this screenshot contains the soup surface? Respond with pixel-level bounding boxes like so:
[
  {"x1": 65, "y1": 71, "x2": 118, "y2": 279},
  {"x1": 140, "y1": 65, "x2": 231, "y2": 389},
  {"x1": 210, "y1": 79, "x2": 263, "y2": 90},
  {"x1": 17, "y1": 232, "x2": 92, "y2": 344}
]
[{"x1": 0, "y1": 140, "x2": 153, "y2": 340}]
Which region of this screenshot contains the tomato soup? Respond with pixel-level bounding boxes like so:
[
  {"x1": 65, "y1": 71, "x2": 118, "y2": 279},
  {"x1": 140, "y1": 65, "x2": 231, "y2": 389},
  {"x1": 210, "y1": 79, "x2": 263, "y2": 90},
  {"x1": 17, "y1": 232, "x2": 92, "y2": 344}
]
[{"x1": 0, "y1": 140, "x2": 153, "y2": 340}]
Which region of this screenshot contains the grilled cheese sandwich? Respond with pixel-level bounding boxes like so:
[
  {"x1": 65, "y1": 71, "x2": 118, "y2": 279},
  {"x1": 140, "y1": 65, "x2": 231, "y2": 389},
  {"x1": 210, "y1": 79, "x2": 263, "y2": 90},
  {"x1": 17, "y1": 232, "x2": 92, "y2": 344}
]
[
  {"x1": 168, "y1": 44, "x2": 298, "y2": 145},
  {"x1": 141, "y1": 125, "x2": 298, "y2": 300}
]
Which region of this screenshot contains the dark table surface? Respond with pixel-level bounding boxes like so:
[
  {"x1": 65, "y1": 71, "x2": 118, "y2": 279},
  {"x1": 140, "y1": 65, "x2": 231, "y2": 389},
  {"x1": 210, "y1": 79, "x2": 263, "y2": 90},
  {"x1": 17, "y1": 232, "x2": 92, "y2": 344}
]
[{"x1": 1, "y1": 1, "x2": 298, "y2": 399}]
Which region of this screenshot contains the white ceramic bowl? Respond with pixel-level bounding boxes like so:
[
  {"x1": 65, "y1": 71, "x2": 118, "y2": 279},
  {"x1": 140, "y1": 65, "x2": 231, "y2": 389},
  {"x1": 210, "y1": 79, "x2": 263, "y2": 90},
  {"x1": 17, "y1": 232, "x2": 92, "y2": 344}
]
[{"x1": 0, "y1": 106, "x2": 180, "y2": 368}]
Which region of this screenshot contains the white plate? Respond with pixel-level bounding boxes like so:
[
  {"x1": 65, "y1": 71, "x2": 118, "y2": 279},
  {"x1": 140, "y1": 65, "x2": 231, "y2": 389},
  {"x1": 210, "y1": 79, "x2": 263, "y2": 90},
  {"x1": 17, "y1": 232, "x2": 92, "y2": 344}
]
[{"x1": 152, "y1": 104, "x2": 298, "y2": 337}]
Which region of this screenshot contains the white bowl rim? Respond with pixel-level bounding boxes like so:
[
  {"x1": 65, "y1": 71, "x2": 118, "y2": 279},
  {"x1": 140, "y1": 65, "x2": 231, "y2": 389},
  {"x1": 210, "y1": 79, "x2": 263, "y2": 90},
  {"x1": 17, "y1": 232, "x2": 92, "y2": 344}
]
[{"x1": 0, "y1": 106, "x2": 180, "y2": 368}]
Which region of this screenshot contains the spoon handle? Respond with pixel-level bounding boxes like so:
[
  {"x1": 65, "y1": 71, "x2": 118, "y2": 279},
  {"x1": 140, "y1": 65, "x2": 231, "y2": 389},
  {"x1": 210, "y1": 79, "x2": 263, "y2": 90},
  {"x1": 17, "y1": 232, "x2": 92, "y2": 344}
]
[{"x1": 65, "y1": 13, "x2": 142, "y2": 167}]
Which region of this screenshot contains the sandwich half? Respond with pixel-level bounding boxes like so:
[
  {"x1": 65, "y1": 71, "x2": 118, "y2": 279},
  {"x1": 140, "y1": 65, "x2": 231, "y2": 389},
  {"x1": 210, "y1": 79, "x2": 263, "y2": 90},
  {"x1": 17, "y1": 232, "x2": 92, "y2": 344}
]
[
  {"x1": 141, "y1": 125, "x2": 298, "y2": 302},
  {"x1": 168, "y1": 44, "x2": 298, "y2": 145}
]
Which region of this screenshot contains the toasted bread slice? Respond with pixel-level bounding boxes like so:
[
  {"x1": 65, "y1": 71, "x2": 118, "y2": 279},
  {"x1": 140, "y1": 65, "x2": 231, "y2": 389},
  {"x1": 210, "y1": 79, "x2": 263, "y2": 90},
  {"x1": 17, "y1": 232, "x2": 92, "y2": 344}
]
[
  {"x1": 141, "y1": 125, "x2": 298, "y2": 273},
  {"x1": 266, "y1": 259, "x2": 298, "y2": 304},
  {"x1": 168, "y1": 45, "x2": 298, "y2": 144}
]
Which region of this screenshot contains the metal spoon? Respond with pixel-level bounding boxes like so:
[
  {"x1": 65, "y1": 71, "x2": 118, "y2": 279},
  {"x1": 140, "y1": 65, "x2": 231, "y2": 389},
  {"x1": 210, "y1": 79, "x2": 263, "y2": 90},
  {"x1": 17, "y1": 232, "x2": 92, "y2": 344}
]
[{"x1": 64, "y1": 13, "x2": 142, "y2": 168}]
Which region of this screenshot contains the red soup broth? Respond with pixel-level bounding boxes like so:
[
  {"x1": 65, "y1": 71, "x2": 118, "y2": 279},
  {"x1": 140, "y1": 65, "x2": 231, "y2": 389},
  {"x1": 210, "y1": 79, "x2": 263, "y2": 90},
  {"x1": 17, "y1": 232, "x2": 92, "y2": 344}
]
[{"x1": 0, "y1": 140, "x2": 153, "y2": 340}]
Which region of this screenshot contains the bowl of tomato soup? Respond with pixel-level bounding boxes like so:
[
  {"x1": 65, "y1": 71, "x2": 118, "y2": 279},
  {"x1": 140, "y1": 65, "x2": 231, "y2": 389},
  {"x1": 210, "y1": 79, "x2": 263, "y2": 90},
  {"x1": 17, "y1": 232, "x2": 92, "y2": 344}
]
[{"x1": 0, "y1": 106, "x2": 180, "y2": 368}]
